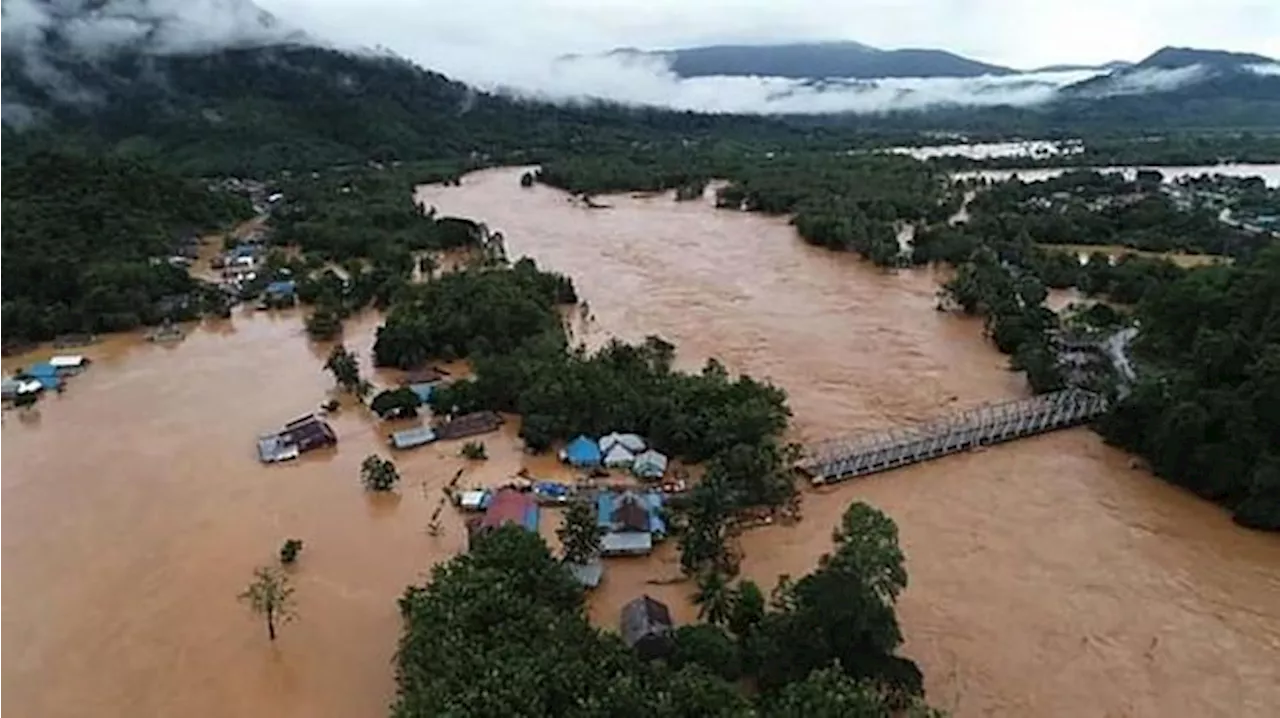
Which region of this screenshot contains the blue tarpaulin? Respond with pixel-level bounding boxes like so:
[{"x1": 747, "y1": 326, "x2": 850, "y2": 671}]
[{"x1": 565, "y1": 435, "x2": 602, "y2": 467}]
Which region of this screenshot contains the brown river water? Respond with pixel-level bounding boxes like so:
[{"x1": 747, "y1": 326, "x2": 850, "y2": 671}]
[{"x1": 4, "y1": 166, "x2": 1279, "y2": 717}]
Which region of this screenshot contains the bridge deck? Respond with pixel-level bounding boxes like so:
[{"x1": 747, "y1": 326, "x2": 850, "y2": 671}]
[{"x1": 799, "y1": 389, "x2": 1110, "y2": 484}]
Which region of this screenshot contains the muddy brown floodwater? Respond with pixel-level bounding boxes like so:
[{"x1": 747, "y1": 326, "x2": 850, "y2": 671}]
[{"x1": 4, "y1": 167, "x2": 1278, "y2": 718}]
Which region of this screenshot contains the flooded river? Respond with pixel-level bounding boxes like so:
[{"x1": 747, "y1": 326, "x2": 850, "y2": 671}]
[{"x1": 4, "y1": 167, "x2": 1279, "y2": 718}]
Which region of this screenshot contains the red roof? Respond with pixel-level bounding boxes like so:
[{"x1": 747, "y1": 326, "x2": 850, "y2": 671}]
[{"x1": 480, "y1": 489, "x2": 537, "y2": 531}]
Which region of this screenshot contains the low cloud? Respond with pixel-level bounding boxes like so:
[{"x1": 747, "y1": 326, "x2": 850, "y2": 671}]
[{"x1": 457, "y1": 52, "x2": 1103, "y2": 115}]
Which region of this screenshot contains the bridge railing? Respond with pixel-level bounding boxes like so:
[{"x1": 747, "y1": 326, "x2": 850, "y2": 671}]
[{"x1": 799, "y1": 389, "x2": 1109, "y2": 482}]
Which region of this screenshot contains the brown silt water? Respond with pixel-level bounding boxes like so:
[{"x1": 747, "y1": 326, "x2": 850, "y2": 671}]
[{"x1": 4, "y1": 167, "x2": 1278, "y2": 718}]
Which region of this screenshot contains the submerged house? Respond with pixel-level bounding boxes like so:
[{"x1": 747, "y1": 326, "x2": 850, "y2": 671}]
[
  {"x1": 467, "y1": 488, "x2": 538, "y2": 549},
  {"x1": 262, "y1": 280, "x2": 298, "y2": 307},
  {"x1": 563, "y1": 435, "x2": 603, "y2": 468},
  {"x1": 568, "y1": 558, "x2": 604, "y2": 589},
  {"x1": 620, "y1": 595, "x2": 675, "y2": 660},
  {"x1": 436, "y1": 411, "x2": 504, "y2": 440},
  {"x1": 597, "y1": 490, "x2": 667, "y2": 556},
  {"x1": 389, "y1": 426, "x2": 437, "y2": 451},
  {"x1": 258, "y1": 413, "x2": 337, "y2": 463},
  {"x1": 18, "y1": 363, "x2": 62, "y2": 391},
  {"x1": 1, "y1": 377, "x2": 43, "y2": 400}
]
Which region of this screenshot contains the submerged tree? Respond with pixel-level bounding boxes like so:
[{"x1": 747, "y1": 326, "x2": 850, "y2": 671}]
[
  {"x1": 360, "y1": 454, "x2": 400, "y2": 491},
  {"x1": 323, "y1": 344, "x2": 362, "y2": 394},
  {"x1": 238, "y1": 566, "x2": 296, "y2": 641},
  {"x1": 556, "y1": 500, "x2": 602, "y2": 565},
  {"x1": 693, "y1": 570, "x2": 733, "y2": 626}
]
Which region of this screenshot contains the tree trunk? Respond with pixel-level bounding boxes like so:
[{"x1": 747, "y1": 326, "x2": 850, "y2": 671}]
[{"x1": 267, "y1": 607, "x2": 276, "y2": 641}]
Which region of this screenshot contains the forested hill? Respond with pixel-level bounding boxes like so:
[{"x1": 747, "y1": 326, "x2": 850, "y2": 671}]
[
  {"x1": 2, "y1": 44, "x2": 823, "y2": 176},
  {"x1": 0, "y1": 151, "x2": 253, "y2": 342}
]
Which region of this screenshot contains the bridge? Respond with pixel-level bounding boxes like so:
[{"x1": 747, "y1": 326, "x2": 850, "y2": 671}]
[{"x1": 798, "y1": 389, "x2": 1111, "y2": 484}]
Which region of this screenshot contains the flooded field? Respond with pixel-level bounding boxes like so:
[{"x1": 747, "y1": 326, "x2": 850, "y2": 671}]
[{"x1": 4, "y1": 167, "x2": 1279, "y2": 718}]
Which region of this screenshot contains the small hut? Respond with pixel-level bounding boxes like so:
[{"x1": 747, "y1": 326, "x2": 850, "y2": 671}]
[
  {"x1": 599, "y1": 432, "x2": 646, "y2": 454},
  {"x1": 620, "y1": 595, "x2": 675, "y2": 660}
]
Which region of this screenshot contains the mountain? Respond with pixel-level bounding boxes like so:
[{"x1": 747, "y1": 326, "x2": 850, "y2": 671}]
[
  {"x1": 1031, "y1": 61, "x2": 1132, "y2": 73},
  {"x1": 1135, "y1": 46, "x2": 1275, "y2": 69},
  {"x1": 1061, "y1": 46, "x2": 1280, "y2": 100},
  {"x1": 597, "y1": 41, "x2": 1016, "y2": 79}
]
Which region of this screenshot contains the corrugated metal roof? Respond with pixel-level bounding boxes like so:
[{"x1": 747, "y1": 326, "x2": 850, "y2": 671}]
[
  {"x1": 565, "y1": 435, "x2": 602, "y2": 466},
  {"x1": 24, "y1": 362, "x2": 59, "y2": 378},
  {"x1": 568, "y1": 559, "x2": 604, "y2": 588},
  {"x1": 601, "y1": 532, "x2": 653, "y2": 555},
  {"x1": 390, "y1": 426, "x2": 437, "y2": 450},
  {"x1": 480, "y1": 489, "x2": 538, "y2": 531},
  {"x1": 603, "y1": 444, "x2": 635, "y2": 467}
]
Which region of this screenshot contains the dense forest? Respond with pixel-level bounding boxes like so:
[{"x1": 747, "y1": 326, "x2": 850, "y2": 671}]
[
  {"x1": 1, "y1": 150, "x2": 253, "y2": 344},
  {"x1": 394, "y1": 508, "x2": 940, "y2": 717},
  {"x1": 1097, "y1": 245, "x2": 1280, "y2": 530}
]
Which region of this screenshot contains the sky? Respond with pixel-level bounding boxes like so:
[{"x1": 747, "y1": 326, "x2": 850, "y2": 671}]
[{"x1": 254, "y1": 0, "x2": 1280, "y2": 73}]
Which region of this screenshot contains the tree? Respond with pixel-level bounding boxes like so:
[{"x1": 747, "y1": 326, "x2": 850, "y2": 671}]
[
  {"x1": 279, "y1": 539, "x2": 303, "y2": 565},
  {"x1": 763, "y1": 665, "x2": 904, "y2": 718},
  {"x1": 305, "y1": 305, "x2": 343, "y2": 340},
  {"x1": 370, "y1": 387, "x2": 422, "y2": 419},
  {"x1": 360, "y1": 454, "x2": 400, "y2": 491},
  {"x1": 459, "y1": 441, "x2": 488, "y2": 460},
  {"x1": 520, "y1": 171, "x2": 536, "y2": 188},
  {"x1": 324, "y1": 344, "x2": 362, "y2": 394},
  {"x1": 238, "y1": 566, "x2": 296, "y2": 641},
  {"x1": 728, "y1": 579, "x2": 766, "y2": 637},
  {"x1": 693, "y1": 570, "x2": 733, "y2": 626},
  {"x1": 556, "y1": 500, "x2": 602, "y2": 565}
]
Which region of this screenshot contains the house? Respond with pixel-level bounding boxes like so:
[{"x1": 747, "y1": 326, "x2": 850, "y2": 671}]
[
  {"x1": 620, "y1": 595, "x2": 675, "y2": 660},
  {"x1": 632, "y1": 449, "x2": 669, "y2": 479},
  {"x1": 406, "y1": 382, "x2": 436, "y2": 404},
  {"x1": 264, "y1": 280, "x2": 298, "y2": 301},
  {"x1": 404, "y1": 367, "x2": 449, "y2": 385},
  {"x1": 598, "y1": 432, "x2": 646, "y2": 454},
  {"x1": 568, "y1": 558, "x2": 604, "y2": 589},
  {"x1": 435, "y1": 411, "x2": 504, "y2": 440},
  {"x1": 563, "y1": 435, "x2": 602, "y2": 467},
  {"x1": 257, "y1": 414, "x2": 337, "y2": 463},
  {"x1": 597, "y1": 490, "x2": 667, "y2": 556},
  {"x1": 49, "y1": 355, "x2": 91, "y2": 373},
  {"x1": 1, "y1": 378, "x2": 43, "y2": 400},
  {"x1": 389, "y1": 426, "x2": 437, "y2": 450},
  {"x1": 455, "y1": 489, "x2": 491, "y2": 511},
  {"x1": 17, "y1": 363, "x2": 62, "y2": 391},
  {"x1": 602, "y1": 443, "x2": 636, "y2": 469},
  {"x1": 468, "y1": 488, "x2": 538, "y2": 548}
]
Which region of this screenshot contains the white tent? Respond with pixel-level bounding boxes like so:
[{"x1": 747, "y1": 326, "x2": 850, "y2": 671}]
[
  {"x1": 598, "y1": 432, "x2": 646, "y2": 454},
  {"x1": 603, "y1": 443, "x2": 636, "y2": 468},
  {"x1": 632, "y1": 449, "x2": 669, "y2": 479}
]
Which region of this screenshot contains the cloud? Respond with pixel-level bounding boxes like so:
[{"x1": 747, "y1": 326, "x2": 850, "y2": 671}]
[
  {"x1": 1078, "y1": 64, "x2": 1210, "y2": 97},
  {"x1": 482, "y1": 53, "x2": 1102, "y2": 114},
  {"x1": 1247, "y1": 63, "x2": 1280, "y2": 76}
]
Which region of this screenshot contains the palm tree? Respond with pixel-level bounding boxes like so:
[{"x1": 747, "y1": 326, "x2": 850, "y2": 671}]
[{"x1": 693, "y1": 570, "x2": 732, "y2": 626}]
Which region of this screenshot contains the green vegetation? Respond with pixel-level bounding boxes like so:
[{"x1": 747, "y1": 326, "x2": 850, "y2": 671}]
[
  {"x1": 360, "y1": 455, "x2": 401, "y2": 492},
  {"x1": 556, "y1": 500, "x2": 603, "y2": 565},
  {"x1": 238, "y1": 566, "x2": 296, "y2": 642},
  {"x1": 279, "y1": 539, "x2": 304, "y2": 565},
  {"x1": 0, "y1": 151, "x2": 252, "y2": 344},
  {"x1": 1097, "y1": 245, "x2": 1280, "y2": 530},
  {"x1": 373, "y1": 259, "x2": 577, "y2": 367},
  {"x1": 458, "y1": 441, "x2": 488, "y2": 460},
  {"x1": 393, "y1": 507, "x2": 938, "y2": 717},
  {"x1": 323, "y1": 345, "x2": 368, "y2": 397},
  {"x1": 370, "y1": 387, "x2": 423, "y2": 419}
]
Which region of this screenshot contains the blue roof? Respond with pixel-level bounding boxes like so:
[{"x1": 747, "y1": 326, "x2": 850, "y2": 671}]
[
  {"x1": 25, "y1": 362, "x2": 59, "y2": 378},
  {"x1": 407, "y1": 382, "x2": 435, "y2": 403},
  {"x1": 265, "y1": 280, "x2": 297, "y2": 296},
  {"x1": 596, "y1": 490, "x2": 666, "y2": 536},
  {"x1": 31, "y1": 375, "x2": 61, "y2": 391},
  {"x1": 565, "y1": 435, "x2": 602, "y2": 466},
  {"x1": 535, "y1": 481, "x2": 570, "y2": 497},
  {"x1": 230, "y1": 245, "x2": 258, "y2": 258}
]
